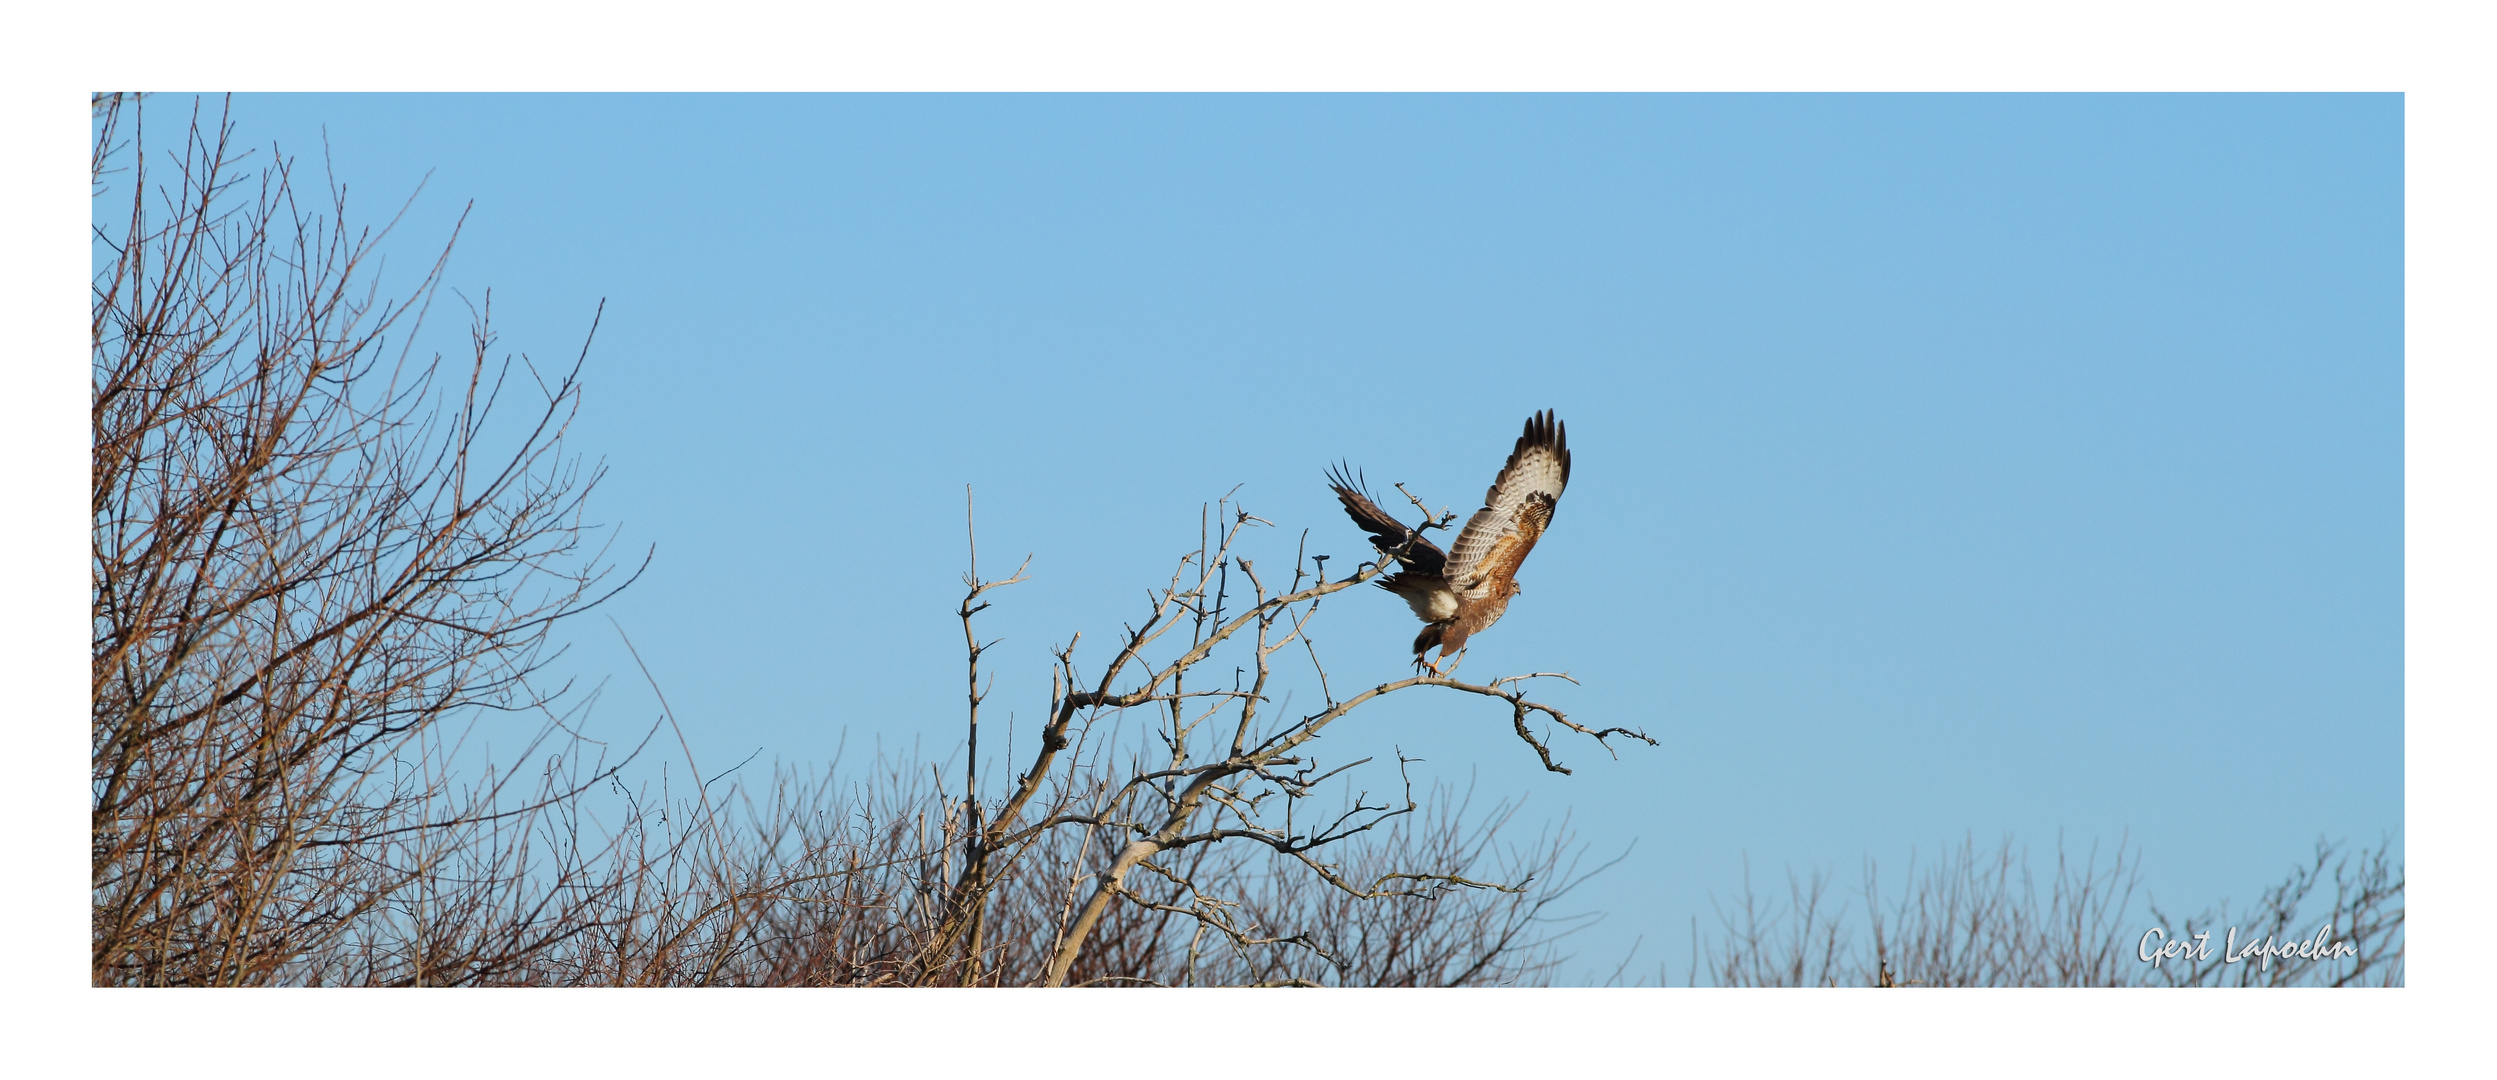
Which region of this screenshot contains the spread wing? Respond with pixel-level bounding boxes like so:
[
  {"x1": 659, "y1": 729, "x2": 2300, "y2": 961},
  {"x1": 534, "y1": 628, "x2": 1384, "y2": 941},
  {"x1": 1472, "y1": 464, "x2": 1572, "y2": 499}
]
[
  {"x1": 1444, "y1": 410, "x2": 1570, "y2": 598},
  {"x1": 1326, "y1": 463, "x2": 1446, "y2": 575}
]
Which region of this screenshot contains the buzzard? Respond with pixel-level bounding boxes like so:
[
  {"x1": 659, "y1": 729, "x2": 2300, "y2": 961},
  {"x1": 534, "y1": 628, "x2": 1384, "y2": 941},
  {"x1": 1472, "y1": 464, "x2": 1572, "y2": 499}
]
[{"x1": 1328, "y1": 410, "x2": 1571, "y2": 673}]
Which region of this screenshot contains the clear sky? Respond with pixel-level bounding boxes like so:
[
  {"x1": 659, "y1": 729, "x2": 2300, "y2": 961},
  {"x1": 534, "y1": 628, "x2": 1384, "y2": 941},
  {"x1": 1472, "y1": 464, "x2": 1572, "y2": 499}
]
[{"x1": 205, "y1": 92, "x2": 2402, "y2": 982}]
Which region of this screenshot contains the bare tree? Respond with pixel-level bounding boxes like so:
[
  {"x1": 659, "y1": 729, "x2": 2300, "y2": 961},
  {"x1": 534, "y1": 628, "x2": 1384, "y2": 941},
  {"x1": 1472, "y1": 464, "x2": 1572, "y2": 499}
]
[
  {"x1": 915, "y1": 490, "x2": 1655, "y2": 987},
  {"x1": 90, "y1": 93, "x2": 643, "y2": 985}
]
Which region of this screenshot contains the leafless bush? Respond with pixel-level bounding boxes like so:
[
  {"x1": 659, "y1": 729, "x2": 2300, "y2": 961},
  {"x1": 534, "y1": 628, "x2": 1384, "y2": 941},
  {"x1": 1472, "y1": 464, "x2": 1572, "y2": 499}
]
[
  {"x1": 2140, "y1": 836, "x2": 2404, "y2": 988},
  {"x1": 1698, "y1": 859, "x2": 1858, "y2": 988},
  {"x1": 1863, "y1": 835, "x2": 2144, "y2": 987},
  {"x1": 1694, "y1": 834, "x2": 2402, "y2": 987},
  {"x1": 461, "y1": 764, "x2": 1598, "y2": 987}
]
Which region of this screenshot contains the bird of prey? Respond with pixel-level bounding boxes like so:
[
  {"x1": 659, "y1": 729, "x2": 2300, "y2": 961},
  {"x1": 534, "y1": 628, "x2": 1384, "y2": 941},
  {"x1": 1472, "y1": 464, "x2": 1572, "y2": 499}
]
[{"x1": 1327, "y1": 410, "x2": 1571, "y2": 674}]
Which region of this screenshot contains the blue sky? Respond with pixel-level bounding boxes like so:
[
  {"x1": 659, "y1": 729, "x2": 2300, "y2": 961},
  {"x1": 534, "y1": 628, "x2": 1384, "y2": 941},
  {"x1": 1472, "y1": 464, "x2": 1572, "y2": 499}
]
[{"x1": 200, "y1": 93, "x2": 2401, "y2": 982}]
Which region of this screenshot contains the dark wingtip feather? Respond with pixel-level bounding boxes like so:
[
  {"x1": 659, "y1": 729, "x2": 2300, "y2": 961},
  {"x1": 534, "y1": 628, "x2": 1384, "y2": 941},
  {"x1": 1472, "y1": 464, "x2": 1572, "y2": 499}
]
[
  {"x1": 1487, "y1": 409, "x2": 1571, "y2": 503},
  {"x1": 1323, "y1": 459, "x2": 1368, "y2": 498},
  {"x1": 1523, "y1": 408, "x2": 1569, "y2": 489}
]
